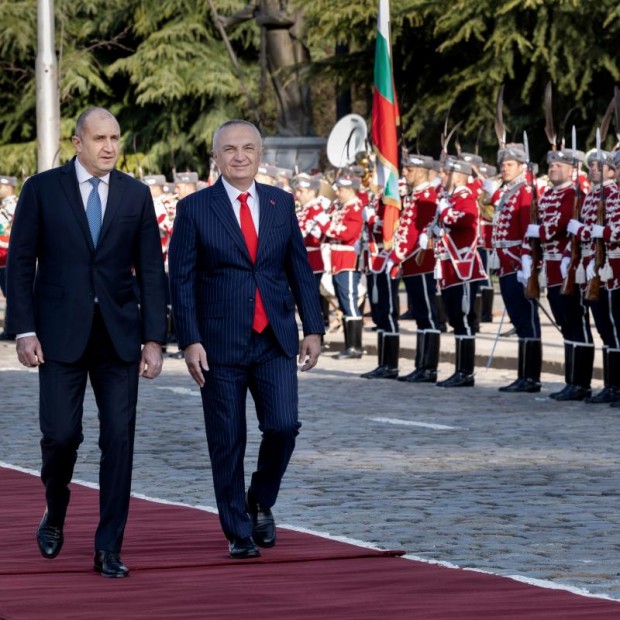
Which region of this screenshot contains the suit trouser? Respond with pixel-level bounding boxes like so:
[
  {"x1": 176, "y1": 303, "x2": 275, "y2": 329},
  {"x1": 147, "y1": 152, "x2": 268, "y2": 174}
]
[
  {"x1": 38, "y1": 306, "x2": 139, "y2": 552},
  {"x1": 200, "y1": 326, "x2": 300, "y2": 540}
]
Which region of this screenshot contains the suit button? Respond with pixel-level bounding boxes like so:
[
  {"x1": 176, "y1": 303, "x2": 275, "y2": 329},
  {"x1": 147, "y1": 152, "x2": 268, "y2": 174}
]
[{"x1": 249, "y1": 297, "x2": 254, "y2": 302}]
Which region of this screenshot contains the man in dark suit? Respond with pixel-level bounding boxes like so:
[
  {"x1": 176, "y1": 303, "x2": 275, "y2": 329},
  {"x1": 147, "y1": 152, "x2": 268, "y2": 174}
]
[
  {"x1": 168, "y1": 120, "x2": 324, "y2": 559},
  {"x1": 6, "y1": 107, "x2": 167, "y2": 578}
]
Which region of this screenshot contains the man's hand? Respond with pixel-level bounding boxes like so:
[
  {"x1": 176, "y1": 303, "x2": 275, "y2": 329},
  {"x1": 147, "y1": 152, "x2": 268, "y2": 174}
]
[
  {"x1": 184, "y1": 342, "x2": 209, "y2": 387},
  {"x1": 139, "y1": 341, "x2": 163, "y2": 379},
  {"x1": 16, "y1": 336, "x2": 44, "y2": 367},
  {"x1": 298, "y1": 334, "x2": 321, "y2": 372}
]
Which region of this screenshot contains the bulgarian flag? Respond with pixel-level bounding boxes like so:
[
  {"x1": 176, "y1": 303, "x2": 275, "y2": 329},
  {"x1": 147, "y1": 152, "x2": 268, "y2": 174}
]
[{"x1": 371, "y1": 0, "x2": 400, "y2": 249}]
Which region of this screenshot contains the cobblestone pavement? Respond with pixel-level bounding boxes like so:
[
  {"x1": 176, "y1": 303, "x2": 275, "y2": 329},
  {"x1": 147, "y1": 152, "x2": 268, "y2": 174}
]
[{"x1": 1, "y1": 339, "x2": 619, "y2": 601}]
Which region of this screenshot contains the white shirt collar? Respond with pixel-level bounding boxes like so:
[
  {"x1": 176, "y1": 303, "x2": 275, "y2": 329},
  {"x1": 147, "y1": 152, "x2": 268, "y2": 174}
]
[
  {"x1": 74, "y1": 158, "x2": 110, "y2": 185},
  {"x1": 221, "y1": 177, "x2": 257, "y2": 205}
]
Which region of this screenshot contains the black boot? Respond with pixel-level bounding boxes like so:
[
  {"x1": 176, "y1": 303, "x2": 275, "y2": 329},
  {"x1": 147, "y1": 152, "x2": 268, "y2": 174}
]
[
  {"x1": 499, "y1": 339, "x2": 542, "y2": 393},
  {"x1": 608, "y1": 349, "x2": 620, "y2": 407},
  {"x1": 586, "y1": 348, "x2": 612, "y2": 403},
  {"x1": 361, "y1": 331, "x2": 384, "y2": 378},
  {"x1": 554, "y1": 342, "x2": 594, "y2": 401},
  {"x1": 436, "y1": 294, "x2": 448, "y2": 333},
  {"x1": 436, "y1": 336, "x2": 475, "y2": 387},
  {"x1": 480, "y1": 286, "x2": 494, "y2": 322},
  {"x1": 337, "y1": 318, "x2": 363, "y2": 359},
  {"x1": 549, "y1": 341, "x2": 573, "y2": 400},
  {"x1": 472, "y1": 294, "x2": 482, "y2": 333},
  {"x1": 401, "y1": 330, "x2": 440, "y2": 383},
  {"x1": 364, "y1": 334, "x2": 399, "y2": 379},
  {"x1": 398, "y1": 331, "x2": 424, "y2": 382}
]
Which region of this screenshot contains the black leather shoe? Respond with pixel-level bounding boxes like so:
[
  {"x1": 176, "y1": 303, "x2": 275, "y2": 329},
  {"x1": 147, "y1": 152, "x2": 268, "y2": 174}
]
[
  {"x1": 398, "y1": 368, "x2": 437, "y2": 383},
  {"x1": 246, "y1": 493, "x2": 276, "y2": 548},
  {"x1": 228, "y1": 536, "x2": 260, "y2": 559},
  {"x1": 360, "y1": 365, "x2": 398, "y2": 379},
  {"x1": 336, "y1": 347, "x2": 363, "y2": 360},
  {"x1": 585, "y1": 387, "x2": 619, "y2": 404},
  {"x1": 436, "y1": 372, "x2": 474, "y2": 388},
  {"x1": 553, "y1": 384, "x2": 591, "y2": 401},
  {"x1": 36, "y1": 511, "x2": 64, "y2": 559},
  {"x1": 94, "y1": 550, "x2": 129, "y2": 578},
  {"x1": 499, "y1": 378, "x2": 541, "y2": 393}
]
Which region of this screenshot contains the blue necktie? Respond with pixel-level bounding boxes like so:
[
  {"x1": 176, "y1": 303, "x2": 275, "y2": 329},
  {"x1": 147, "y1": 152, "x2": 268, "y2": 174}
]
[{"x1": 86, "y1": 177, "x2": 102, "y2": 246}]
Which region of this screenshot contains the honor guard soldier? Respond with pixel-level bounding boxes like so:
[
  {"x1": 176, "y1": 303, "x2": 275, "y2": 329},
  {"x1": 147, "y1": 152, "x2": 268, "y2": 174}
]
[
  {"x1": 430, "y1": 157, "x2": 487, "y2": 387},
  {"x1": 293, "y1": 173, "x2": 331, "y2": 324},
  {"x1": 564, "y1": 148, "x2": 620, "y2": 404},
  {"x1": 467, "y1": 155, "x2": 498, "y2": 324},
  {"x1": 255, "y1": 163, "x2": 278, "y2": 186},
  {"x1": 276, "y1": 167, "x2": 294, "y2": 193},
  {"x1": 489, "y1": 144, "x2": 542, "y2": 392},
  {"x1": 326, "y1": 172, "x2": 364, "y2": 359},
  {"x1": 387, "y1": 154, "x2": 441, "y2": 383},
  {"x1": 0, "y1": 175, "x2": 17, "y2": 339},
  {"x1": 144, "y1": 175, "x2": 176, "y2": 262},
  {"x1": 174, "y1": 171, "x2": 198, "y2": 199},
  {"x1": 522, "y1": 147, "x2": 594, "y2": 400},
  {"x1": 359, "y1": 191, "x2": 401, "y2": 379}
]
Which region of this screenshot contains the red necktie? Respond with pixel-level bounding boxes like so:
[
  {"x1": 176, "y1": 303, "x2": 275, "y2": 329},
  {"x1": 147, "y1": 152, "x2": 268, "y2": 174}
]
[{"x1": 238, "y1": 192, "x2": 269, "y2": 333}]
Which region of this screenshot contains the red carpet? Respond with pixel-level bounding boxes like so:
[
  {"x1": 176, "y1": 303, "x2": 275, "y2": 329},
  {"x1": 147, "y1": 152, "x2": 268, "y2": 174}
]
[{"x1": 1, "y1": 466, "x2": 618, "y2": 619}]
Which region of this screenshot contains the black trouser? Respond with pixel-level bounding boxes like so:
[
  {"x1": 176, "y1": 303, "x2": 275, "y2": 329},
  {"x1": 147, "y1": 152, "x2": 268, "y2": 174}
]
[
  {"x1": 402, "y1": 272, "x2": 440, "y2": 331},
  {"x1": 367, "y1": 271, "x2": 400, "y2": 333},
  {"x1": 39, "y1": 306, "x2": 139, "y2": 552},
  {"x1": 547, "y1": 285, "x2": 593, "y2": 343},
  {"x1": 499, "y1": 273, "x2": 541, "y2": 338},
  {"x1": 441, "y1": 281, "x2": 481, "y2": 336}
]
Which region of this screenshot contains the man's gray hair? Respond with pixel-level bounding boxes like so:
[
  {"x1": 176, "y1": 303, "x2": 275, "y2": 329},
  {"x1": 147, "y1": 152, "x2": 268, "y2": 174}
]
[
  {"x1": 212, "y1": 120, "x2": 262, "y2": 151},
  {"x1": 74, "y1": 107, "x2": 117, "y2": 137}
]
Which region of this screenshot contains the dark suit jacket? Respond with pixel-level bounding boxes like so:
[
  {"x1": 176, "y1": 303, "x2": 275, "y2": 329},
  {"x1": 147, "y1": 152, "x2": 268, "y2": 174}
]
[
  {"x1": 168, "y1": 178, "x2": 324, "y2": 365},
  {"x1": 6, "y1": 159, "x2": 167, "y2": 363}
]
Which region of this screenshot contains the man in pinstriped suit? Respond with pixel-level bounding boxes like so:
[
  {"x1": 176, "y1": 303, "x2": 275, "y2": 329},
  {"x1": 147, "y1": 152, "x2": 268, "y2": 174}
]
[{"x1": 168, "y1": 120, "x2": 324, "y2": 559}]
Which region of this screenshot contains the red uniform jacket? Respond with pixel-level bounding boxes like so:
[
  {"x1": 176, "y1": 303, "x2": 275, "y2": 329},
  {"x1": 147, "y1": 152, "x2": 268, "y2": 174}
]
[
  {"x1": 296, "y1": 196, "x2": 330, "y2": 273},
  {"x1": 491, "y1": 177, "x2": 532, "y2": 277},
  {"x1": 390, "y1": 182, "x2": 437, "y2": 276},
  {"x1": 326, "y1": 196, "x2": 363, "y2": 273},
  {"x1": 435, "y1": 186, "x2": 486, "y2": 289}
]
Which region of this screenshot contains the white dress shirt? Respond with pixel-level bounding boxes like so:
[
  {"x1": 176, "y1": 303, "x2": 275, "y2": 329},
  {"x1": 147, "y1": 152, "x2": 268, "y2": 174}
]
[{"x1": 221, "y1": 177, "x2": 260, "y2": 233}]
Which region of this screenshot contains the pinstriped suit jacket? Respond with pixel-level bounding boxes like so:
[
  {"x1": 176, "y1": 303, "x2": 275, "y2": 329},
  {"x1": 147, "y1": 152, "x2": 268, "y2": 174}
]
[{"x1": 168, "y1": 177, "x2": 325, "y2": 365}]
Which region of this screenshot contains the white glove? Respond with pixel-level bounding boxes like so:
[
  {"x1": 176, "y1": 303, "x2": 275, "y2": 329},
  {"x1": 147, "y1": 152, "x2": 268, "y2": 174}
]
[
  {"x1": 437, "y1": 198, "x2": 451, "y2": 213},
  {"x1": 432, "y1": 224, "x2": 444, "y2": 238},
  {"x1": 309, "y1": 224, "x2": 322, "y2": 239},
  {"x1": 304, "y1": 220, "x2": 316, "y2": 234},
  {"x1": 482, "y1": 178, "x2": 498, "y2": 196},
  {"x1": 520, "y1": 254, "x2": 533, "y2": 280},
  {"x1": 591, "y1": 224, "x2": 606, "y2": 238},
  {"x1": 419, "y1": 232, "x2": 429, "y2": 250},
  {"x1": 383, "y1": 257, "x2": 395, "y2": 273},
  {"x1": 526, "y1": 224, "x2": 540, "y2": 238},
  {"x1": 560, "y1": 256, "x2": 570, "y2": 279},
  {"x1": 566, "y1": 219, "x2": 583, "y2": 236},
  {"x1": 586, "y1": 261, "x2": 597, "y2": 280},
  {"x1": 516, "y1": 270, "x2": 527, "y2": 286},
  {"x1": 362, "y1": 206, "x2": 375, "y2": 223}
]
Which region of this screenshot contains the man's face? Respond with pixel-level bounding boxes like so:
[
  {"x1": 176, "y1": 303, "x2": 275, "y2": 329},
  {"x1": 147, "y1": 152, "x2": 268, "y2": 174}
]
[
  {"x1": 500, "y1": 160, "x2": 524, "y2": 183},
  {"x1": 177, "y1": 182, "x2": 197, "y2": 199},
  {"x1": 403, "y1": 166, "x2": 426, "y2": 188},
  {"x1": 213, "y1": 124, "x2": 262, "y2": 190},
  {"x1": 547, "y1": 161, "x2": 572, "y2": 186},
  {"x1": 72, "y1": 113, "x2": 121, "y2": 177},
  {"x1": 335, "y1": 186, "x2": 356, "y2": 203},
  {"x1": 295, "y1": 186, "x2": 315, "y2": 206},
  {"x1": 0, "y1": 183, "x2": 13, "y2": 199}
]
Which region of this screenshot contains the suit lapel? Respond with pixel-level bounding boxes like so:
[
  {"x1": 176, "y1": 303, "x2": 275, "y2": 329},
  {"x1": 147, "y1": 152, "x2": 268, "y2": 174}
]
[
  {"x1": 209, "y1": 178, "x2": 253, "y2": 261},
  {"x1": 255, "y1": 183, "x2": 277, "y2": 261},
  {"x1": 59, "y1": 159, "x2": 95, "y2": 251}
]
